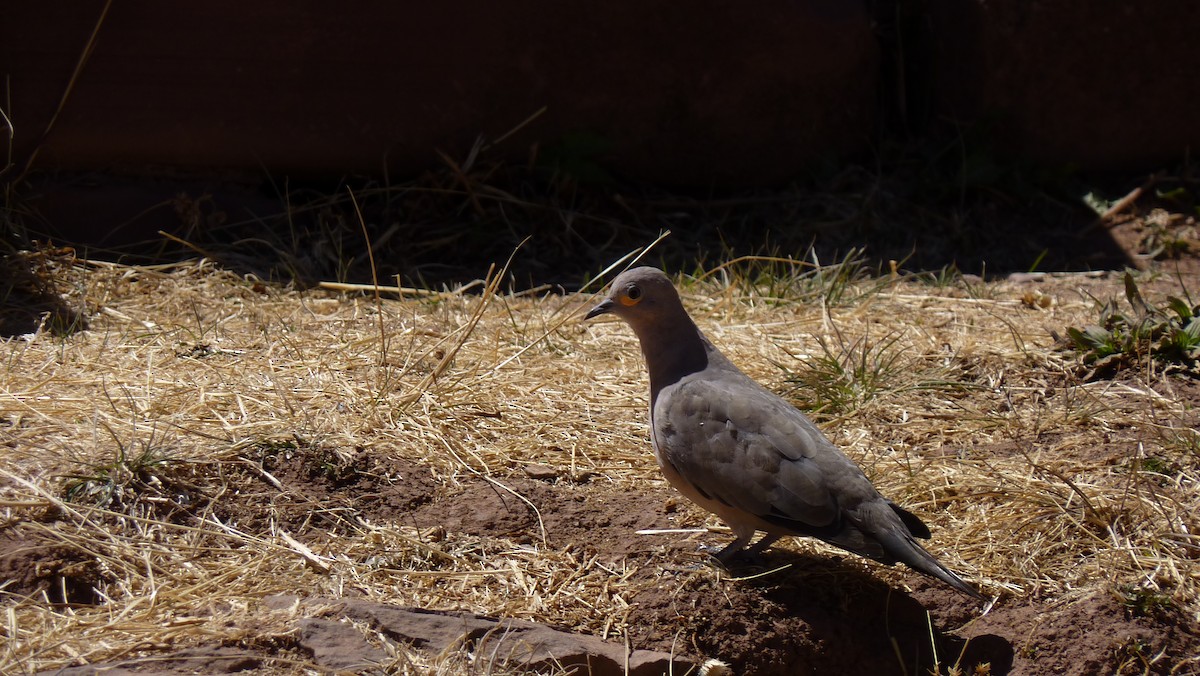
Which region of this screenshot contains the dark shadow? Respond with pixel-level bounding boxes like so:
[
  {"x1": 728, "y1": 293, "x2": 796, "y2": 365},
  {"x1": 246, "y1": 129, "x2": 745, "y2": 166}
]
[
  {"x1": 8, "y1": 161, "x2": 1140, "y2": 292},
  {"x1": 719, "y1": 548, "x2": 1015, "y2": 676},
  {"x1": 0, "y1": 249, "x2": 89, "y2": 339}
]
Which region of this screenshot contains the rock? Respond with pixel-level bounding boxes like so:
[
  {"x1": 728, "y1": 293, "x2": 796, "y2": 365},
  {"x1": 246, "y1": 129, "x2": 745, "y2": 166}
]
[
  {"x1": 272, "y1": 595, "x2": 696, "y2": 676},
  {"x1": 296, "y1": 617, "x2": 389, "y2": 670},
  {"x1": 523, "y1": 463, "x2": 561, "y2": 481}
]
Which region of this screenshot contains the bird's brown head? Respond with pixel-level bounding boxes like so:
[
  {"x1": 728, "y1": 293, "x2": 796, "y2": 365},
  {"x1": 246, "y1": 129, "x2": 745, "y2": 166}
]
[
  {"x1": 585, "y1": 266, "x2": 682, "y2": 326},
  {"x1": 585, "y1": 266, "x2": 713, "y2": 396}
]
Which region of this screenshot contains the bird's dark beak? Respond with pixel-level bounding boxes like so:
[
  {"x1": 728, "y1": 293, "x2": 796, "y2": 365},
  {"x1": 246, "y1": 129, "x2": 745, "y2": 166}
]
[{"x1": 585, "y1": 298, "x2": 614, "y2": 320}]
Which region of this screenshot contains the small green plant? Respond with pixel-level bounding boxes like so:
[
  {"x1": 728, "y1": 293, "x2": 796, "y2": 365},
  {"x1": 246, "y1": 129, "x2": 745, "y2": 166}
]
[
  {"x1": 1112, "y1": 635, "x2": 1159, "y2": 675},
  {"x1": 790, "y1": 333, "x2": 905, "y2": 416},
  {"x1": 1159, "y1": 426, "x2": 1200, "y2": 460},
  {"x1": 1065, "y1": 271, "x2": 1200, "y2": 377},
  {"x1": 780, "y1": 330, "x2": 960, "y2": 417},
  {"x1": 1135, "y1": 455, "x2": 1180, "y2": 477},
  {"x1": 250, "y1": 436, "x2": 361, "y2": 485},
  {"x1": 1115, "y1": 583, "x2": 1176, "y2": 619},
  {"x1": 799, "y1": 248, "x2": 888, "y2": 306},
  {"x1": 311, "y1": 446, "x2": 362, "y2": 484},
  {"x1": 911, "y1": 262, "x2": 964, "y2": 290},
  {"x1": 695, "y1": 248, "x2": 887, "y2": 309},
  {"x1": 61, "y1": 441, "x2": 191, "y2": 519},
  {"x1": 1138, "y1": 208, "x2": 1194, "y2": 260}
]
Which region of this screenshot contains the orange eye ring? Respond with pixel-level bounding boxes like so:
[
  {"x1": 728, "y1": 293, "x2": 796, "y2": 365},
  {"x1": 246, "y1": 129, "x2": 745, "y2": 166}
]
[{"x1": 620, "y1": 284, "x2": 642, "y2": 306}]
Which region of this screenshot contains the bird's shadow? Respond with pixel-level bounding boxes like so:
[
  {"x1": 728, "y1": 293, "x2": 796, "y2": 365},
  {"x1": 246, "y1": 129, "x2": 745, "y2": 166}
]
[{"x1": 720, "y1": 548, "x2": 1014, "y2": 675}]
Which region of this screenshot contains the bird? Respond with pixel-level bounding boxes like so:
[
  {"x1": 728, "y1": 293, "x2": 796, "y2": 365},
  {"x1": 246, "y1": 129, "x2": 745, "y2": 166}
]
[{"x1": 585, "y1": 266, "x2": 983, "y2": 599}]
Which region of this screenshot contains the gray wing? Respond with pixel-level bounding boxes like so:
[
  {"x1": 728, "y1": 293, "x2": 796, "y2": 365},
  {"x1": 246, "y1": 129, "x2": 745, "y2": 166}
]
[{"x1": 655, "y1": 372, "x2": 873, "y2": 538}]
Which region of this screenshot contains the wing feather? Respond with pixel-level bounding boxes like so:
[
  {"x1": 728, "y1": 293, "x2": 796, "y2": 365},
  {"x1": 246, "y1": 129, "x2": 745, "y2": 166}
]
[{"x1": 655, "y1": 375, "x2": 846, "y2": 531}]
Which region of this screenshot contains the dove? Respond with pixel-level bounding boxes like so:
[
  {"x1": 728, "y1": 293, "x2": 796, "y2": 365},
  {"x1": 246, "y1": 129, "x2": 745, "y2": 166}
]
[{"x1": 585, "y1": 266, "x2": 982, "y2": 599}]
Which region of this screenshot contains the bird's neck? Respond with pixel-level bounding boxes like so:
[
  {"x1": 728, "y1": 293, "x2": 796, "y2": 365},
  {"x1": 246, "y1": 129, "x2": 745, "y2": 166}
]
[{"x1": 635, "y1": 315, "x2": 717, "y2": 404}]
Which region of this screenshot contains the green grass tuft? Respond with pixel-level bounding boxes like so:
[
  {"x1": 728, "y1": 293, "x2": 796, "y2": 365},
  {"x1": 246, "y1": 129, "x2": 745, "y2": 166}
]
[
  {"x1": 778, "y1": 329, "x2": 963, "y2": 418},
  {"x1": 1065, "y1": 271, "x2": 1200, "y2": 378},
  {"x1": 61, "y1": 440, "x2": 188, "y2": 516}
]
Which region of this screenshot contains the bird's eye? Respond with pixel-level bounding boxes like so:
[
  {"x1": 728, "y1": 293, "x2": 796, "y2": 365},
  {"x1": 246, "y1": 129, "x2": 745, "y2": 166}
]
[{"x1": 621, "y1": 284, "x2": 642, "y2": 306}]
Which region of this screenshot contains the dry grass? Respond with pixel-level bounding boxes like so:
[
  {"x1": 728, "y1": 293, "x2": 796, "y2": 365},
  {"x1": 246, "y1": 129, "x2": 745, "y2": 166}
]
[{"x1": 2, "y1": 253, "x2": 1199, "y2": 673}]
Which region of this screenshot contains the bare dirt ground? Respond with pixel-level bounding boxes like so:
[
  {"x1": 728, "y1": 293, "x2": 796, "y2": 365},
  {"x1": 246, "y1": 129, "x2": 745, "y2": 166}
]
[{"x1": 2, "y1": 236, "x2": 1200, "y2": 674}]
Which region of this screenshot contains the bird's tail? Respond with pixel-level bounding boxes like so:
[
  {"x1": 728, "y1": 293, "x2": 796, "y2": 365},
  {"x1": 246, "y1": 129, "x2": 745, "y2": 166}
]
[{"x1": 878, "y1": 530, "x2": 984, "y2": 600}]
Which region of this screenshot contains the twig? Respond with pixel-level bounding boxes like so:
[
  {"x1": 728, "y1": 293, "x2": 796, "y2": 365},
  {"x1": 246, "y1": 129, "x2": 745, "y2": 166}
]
[
  {"x1": 347, "y1": 186, "x2": 388, "y2": 370},
  {"x1": 1080, "y1": 173, "x2": 1161, "y2": 233},
  {"x1": 316, "y1": 280, "x2": 483, "y2": 297}
]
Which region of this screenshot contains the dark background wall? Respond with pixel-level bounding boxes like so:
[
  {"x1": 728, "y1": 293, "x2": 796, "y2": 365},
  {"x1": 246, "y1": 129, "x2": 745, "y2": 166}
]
[
  {"x1": 5, "y1": 1, "x2": 1194, "y2": 185},
  {"x1": 2, "y1": 1, "x2": 878, "y2": 186},
  {"x1": 1, "y1": 1, "x2": 1196, "y2": 283}
]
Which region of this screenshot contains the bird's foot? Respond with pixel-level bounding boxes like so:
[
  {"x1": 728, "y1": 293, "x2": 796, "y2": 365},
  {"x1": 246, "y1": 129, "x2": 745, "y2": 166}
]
[
  {"x1": 696, "y1": 544, "x2": 734, "y2": 569},
  {"x1": 699, "y1": 543, "x2": 768, "y2": 570}
]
